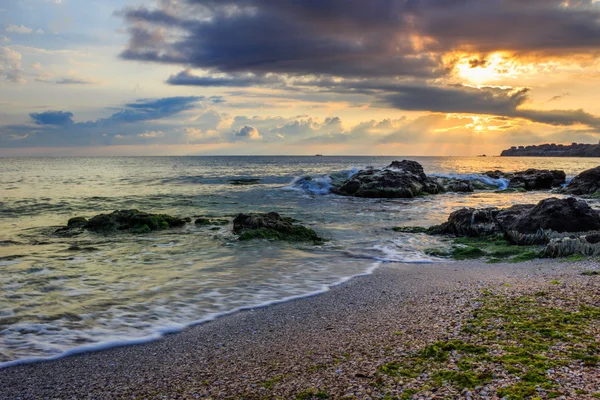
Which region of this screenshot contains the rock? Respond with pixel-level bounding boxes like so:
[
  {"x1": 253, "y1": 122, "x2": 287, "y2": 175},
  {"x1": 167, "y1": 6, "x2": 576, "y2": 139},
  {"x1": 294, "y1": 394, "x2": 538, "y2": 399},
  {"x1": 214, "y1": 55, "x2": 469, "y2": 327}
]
[
  {"x1": 485, "y1": 170, "x2": 510, "y2": 180},
  {"x1": 509, "y1": 169, "x2": 566, "y2": 190},
  {"x1": 430, "y1": 197, "x2": 600, "y2": 245},
  {"x1": 498, "y1": 197, "x2": 600, "y2": 235},
  {"x1": 564, "y1": 166, "x2": 600, "y2": 196},
  {"x1": 232, "y1": 212, "x2": 324, "y2": 243},
  {"x1": 62, "y1": 210, "x2": 188, "y2": 234},
  {"x1": 485, "y1": 169, "x2": 566, "y2": 190},
  {"x1": 434, "y1": 178, "x2": 474, "y2": 193},
  {"x1": 195, "y1": 218, "x2": 211, "y2": 225},
  {"x1": 67, "y1": 217, "x2": 88, "y2": 228},
  {"x1": 428, "y1": 208, "x2": 501, "y2": 237},
  {"x1": 228, "y1": 178, "x2": 261, "y2": 185},
  {"x1": 334, "y1": 160, "x2": 442, "y2": 198}
]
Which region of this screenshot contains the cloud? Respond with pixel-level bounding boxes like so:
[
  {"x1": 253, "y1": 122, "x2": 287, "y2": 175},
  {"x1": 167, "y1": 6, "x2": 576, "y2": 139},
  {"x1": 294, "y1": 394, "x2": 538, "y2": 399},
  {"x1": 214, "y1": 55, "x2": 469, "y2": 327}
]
[
  {"x1": 0, "y1": 46, "x2": 25, "y2": 83},
  {"x1": 118, "y1": 0, "x2": 600, "y2": 81},
  {"x1": 30, "y1": 110, "x2": 74, "y2": 125},
  {"x1": 5, "y1": 24, "x2": 33, "y2": 34},
  {"x1": 235, "y1": 125, "x2": 262, "y2": 140},
  {"x1": 103, "y1": 96, "x2": 205, "y2": 123},
  {"x1": 166, "y1": 69, "x2": 283, "y2": 87},
  {"x1": 55, "y1": 77, "x2": 94, "y2": 85}
]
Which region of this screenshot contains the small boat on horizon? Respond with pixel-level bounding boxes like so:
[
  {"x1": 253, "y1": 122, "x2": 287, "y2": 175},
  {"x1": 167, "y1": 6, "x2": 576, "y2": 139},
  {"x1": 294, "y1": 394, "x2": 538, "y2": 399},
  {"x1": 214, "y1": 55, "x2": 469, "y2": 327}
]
[{"x1": 315, "y1": 154, "x2": 324, "y2": 157}]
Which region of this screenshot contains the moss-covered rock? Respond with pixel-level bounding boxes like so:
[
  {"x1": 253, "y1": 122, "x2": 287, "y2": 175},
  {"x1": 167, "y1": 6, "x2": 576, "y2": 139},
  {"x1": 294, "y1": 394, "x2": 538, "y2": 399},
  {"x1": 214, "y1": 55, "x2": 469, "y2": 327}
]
[
  {"x1": 57, "y1": 210, "x2": 188, "y2": 235},
  {"x1": 233, "y1": 212, "x2": 324, "y2": 244}
]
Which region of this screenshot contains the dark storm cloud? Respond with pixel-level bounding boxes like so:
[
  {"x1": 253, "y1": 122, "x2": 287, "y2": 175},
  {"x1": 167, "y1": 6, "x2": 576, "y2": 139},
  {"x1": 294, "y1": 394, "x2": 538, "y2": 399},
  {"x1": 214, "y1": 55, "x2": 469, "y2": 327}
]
[
  {"x1": 29, "y1": 110, "x2": 74, "y2": 125},
  {"x1": 119, "y1": 0, "x2": 600, "y2": 79}
]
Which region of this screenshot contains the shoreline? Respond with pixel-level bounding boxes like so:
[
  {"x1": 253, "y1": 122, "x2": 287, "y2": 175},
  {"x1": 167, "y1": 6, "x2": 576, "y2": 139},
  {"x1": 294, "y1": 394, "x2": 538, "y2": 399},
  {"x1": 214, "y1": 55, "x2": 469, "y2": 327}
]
[
  {"x1": 1, "y1": 260, "x2": 599, "y2": 399},
  {"x1": 0, "y1": 262, "x2": 381, "y2": 371}
]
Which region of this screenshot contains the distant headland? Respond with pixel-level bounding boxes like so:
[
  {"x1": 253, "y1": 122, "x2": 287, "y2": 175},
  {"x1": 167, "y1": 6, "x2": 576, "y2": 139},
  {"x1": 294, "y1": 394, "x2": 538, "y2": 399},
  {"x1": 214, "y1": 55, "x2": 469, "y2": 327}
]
[{"x1": 501, "y1": 142, "x2": 600, "y2": 157}]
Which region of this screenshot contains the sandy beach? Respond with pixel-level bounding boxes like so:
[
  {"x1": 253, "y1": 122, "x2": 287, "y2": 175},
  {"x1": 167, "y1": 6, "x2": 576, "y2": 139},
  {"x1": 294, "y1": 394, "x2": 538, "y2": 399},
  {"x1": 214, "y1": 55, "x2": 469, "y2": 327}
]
[{"x1": 1, "y1": 260, "x2": 598, "y2": 399}]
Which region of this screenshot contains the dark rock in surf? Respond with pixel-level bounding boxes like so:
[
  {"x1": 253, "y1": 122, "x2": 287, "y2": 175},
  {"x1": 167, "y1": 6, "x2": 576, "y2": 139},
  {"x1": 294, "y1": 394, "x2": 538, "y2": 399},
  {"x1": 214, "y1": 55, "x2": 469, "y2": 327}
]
[
  {"x1": 509, "y1": 169, "x2": 566, "y2": 190},
  {"x1": 334, "y1": 160, "x2": 442, "y2": 198},
  {"x1": 233, "y1": 212, "x2": 324, "y2": 243},
  {"x1": 485, "y1": 169, "x2": 566, "y2": 190},
  {"x1": 564, "y1": 166, "x2": 600, "y2": 196},
  {"x1": 67, "y1": 217, "x2": 88, "y2": 228}
]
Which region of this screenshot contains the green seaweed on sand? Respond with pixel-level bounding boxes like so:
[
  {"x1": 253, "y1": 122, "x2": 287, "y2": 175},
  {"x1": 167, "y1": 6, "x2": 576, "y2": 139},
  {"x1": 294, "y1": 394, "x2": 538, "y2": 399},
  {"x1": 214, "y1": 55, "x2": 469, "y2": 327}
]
[
  {"x1": 295, "y1": 388, "x2": 330, "y2": 399},
  {"x1": 374, "y1": 289, "x2": 600, "y2": 397},
  {"x1": 433, "y1": 235, "x2": 544, "y2": 263}
]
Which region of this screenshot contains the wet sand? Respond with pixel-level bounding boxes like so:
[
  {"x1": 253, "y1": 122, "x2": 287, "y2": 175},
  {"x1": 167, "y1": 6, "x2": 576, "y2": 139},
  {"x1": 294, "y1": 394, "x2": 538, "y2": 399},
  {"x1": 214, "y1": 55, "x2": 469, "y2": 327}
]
[{"x1": 1, "y1": 260, "x2": 599, "y2": 399}]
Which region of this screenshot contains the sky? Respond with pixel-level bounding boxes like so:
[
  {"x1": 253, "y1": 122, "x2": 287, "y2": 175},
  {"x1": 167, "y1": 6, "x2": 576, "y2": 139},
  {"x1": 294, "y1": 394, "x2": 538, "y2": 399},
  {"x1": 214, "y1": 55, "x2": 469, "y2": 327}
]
[{"x1": 2, "y1": 0, "x2": 600, "y2": 156}]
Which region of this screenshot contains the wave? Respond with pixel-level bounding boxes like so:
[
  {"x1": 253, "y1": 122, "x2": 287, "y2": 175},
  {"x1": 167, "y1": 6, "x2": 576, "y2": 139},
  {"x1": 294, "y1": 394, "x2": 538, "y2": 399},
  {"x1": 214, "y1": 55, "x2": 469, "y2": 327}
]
[
  {"x1": 0, "y1": 261, "x2": 381, "y2": 370},
  {"x1": 284, "y1": 167, "x2": 360, "y2": 195},
  {"x1": 431, "y1": 173, "x2": 510, "y2": 190}
]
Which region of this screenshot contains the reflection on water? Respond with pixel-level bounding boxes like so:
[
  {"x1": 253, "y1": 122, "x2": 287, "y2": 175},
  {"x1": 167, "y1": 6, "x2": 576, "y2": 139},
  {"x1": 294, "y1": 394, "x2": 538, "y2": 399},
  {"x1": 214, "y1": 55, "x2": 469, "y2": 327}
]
[{"x1": 1, "y1": 156, "x2": 599, "y2": 364}]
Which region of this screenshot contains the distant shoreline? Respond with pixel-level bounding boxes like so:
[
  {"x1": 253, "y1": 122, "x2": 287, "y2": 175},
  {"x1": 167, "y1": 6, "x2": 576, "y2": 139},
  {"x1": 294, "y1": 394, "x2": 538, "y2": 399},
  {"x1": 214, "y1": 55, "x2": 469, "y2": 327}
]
[{"x1": 501, "y1": 143, "x2": 600, "y2": 157}]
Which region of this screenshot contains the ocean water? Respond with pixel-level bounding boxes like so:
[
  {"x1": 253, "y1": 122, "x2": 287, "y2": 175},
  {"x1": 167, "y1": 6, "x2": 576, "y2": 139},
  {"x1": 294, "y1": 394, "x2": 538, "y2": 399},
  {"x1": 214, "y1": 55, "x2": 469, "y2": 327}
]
[{"x1": 1, "y1": 156, "x2": 599, "y2": 366}]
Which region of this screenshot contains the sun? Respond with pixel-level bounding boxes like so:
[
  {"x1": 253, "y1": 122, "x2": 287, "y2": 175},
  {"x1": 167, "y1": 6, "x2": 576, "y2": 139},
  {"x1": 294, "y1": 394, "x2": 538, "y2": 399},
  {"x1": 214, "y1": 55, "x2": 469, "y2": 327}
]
[{"x1": 456, "y1": 53, "x2": 514, "y2": 85}]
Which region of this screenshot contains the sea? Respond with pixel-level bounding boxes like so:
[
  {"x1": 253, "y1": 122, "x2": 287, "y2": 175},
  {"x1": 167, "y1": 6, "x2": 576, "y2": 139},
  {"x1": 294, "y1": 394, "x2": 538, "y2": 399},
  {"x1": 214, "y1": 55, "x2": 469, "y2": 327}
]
[{"x1": 1, "y1": 156, "x2": 599, "y2": 367}]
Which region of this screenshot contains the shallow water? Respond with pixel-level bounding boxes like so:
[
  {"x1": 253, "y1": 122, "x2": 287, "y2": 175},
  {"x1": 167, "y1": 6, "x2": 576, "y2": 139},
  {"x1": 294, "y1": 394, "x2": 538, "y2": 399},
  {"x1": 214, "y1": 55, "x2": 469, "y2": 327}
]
[{"x1": 1, "y1": 156, "x2": 599, "y2": 365}]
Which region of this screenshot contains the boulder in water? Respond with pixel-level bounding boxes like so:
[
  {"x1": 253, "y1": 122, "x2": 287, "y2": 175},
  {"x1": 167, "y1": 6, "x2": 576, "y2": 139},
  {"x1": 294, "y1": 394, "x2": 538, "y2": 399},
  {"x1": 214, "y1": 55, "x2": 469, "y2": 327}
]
[
  {"x1": 56, "y1": 210, "x2": 188, "y2": 235},
  {"x1": 564, "y1": 166, "x2": 600, "y2": 196},
  {"x1": 334, "y1": 160, "x2": 442, "y2": 198},
  {"x1": 509, "y1": 169, "x2": 566, "y2": 190},
  {"x1": 428, "y1": 208, "x2": 500, "y2": 237},
  {"x1": 233, "y1": 212, "x2": 324, "y2": 243}
]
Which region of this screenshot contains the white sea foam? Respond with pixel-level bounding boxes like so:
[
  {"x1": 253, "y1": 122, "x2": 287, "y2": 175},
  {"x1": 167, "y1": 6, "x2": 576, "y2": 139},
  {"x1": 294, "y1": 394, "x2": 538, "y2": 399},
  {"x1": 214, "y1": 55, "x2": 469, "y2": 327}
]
[
  {"x1": 431, "y1": 173, "x2": 510, "y2": 190},
  {"x1": 0, "y1": 261, "x2": 382, "y2": 370}
]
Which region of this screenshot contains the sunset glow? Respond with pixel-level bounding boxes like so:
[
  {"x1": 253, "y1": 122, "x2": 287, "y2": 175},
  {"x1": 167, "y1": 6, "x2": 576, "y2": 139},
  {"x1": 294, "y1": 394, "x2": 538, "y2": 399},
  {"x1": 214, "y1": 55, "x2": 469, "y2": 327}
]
[{"x1": 2, "y1": 1, "x2": 600, "y2": 156}]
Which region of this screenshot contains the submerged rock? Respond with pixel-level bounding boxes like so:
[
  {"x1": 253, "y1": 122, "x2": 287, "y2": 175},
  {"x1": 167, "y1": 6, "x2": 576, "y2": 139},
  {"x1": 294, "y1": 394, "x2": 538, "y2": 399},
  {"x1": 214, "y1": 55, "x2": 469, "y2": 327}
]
[
  {"x1": 55, "y1": 210, "x2": 188, "y2": 235},
  {"x1": 564, "y1": 166, "x2": 600, "y2": 196},
  {"x1": 233, "y1": 212, "x2": 324, "y2": 243},
  {"x1": 334, "y1": 160, "x2": 442, "y2": 198},
  {"x1": 228, "y1": 178, "x2": 261, "y2": 185}
]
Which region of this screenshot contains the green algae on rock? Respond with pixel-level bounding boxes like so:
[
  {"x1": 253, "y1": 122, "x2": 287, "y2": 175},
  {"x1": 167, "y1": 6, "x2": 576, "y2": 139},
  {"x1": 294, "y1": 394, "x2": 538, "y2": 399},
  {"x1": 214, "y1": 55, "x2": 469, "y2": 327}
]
[
  {"x1": 57, "y1": 210, "x2": 188, "y2": 235},
  {"x1": 233, "y1": 212, "x2": 324, "y2": 244}
]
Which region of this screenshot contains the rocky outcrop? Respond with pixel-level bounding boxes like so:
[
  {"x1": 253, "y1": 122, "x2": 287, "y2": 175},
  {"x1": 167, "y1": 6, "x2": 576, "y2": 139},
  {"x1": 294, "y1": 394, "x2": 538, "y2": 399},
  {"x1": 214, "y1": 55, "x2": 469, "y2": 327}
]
[
  {"x1": 233, "y1": 212, "x2": 324, "y2": 243},
  {"x1": 333, "y1": 161, "x2": 444, "y2": 198},
  {"x1": 499, "y1": 197, "x2": 600, "y2": 235},
  {"x1": 564, "y1": 166, "x2": 600, "y2": 196},
  {"x1": 55, "y1": 210, "x2": 188, "y2": 235},
  {"x1": 430, "y1": 197, "x2": 600, "y2": 245},
  {"x1": 484, "y1": 169, "x2": 566, "y2": 190}
]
